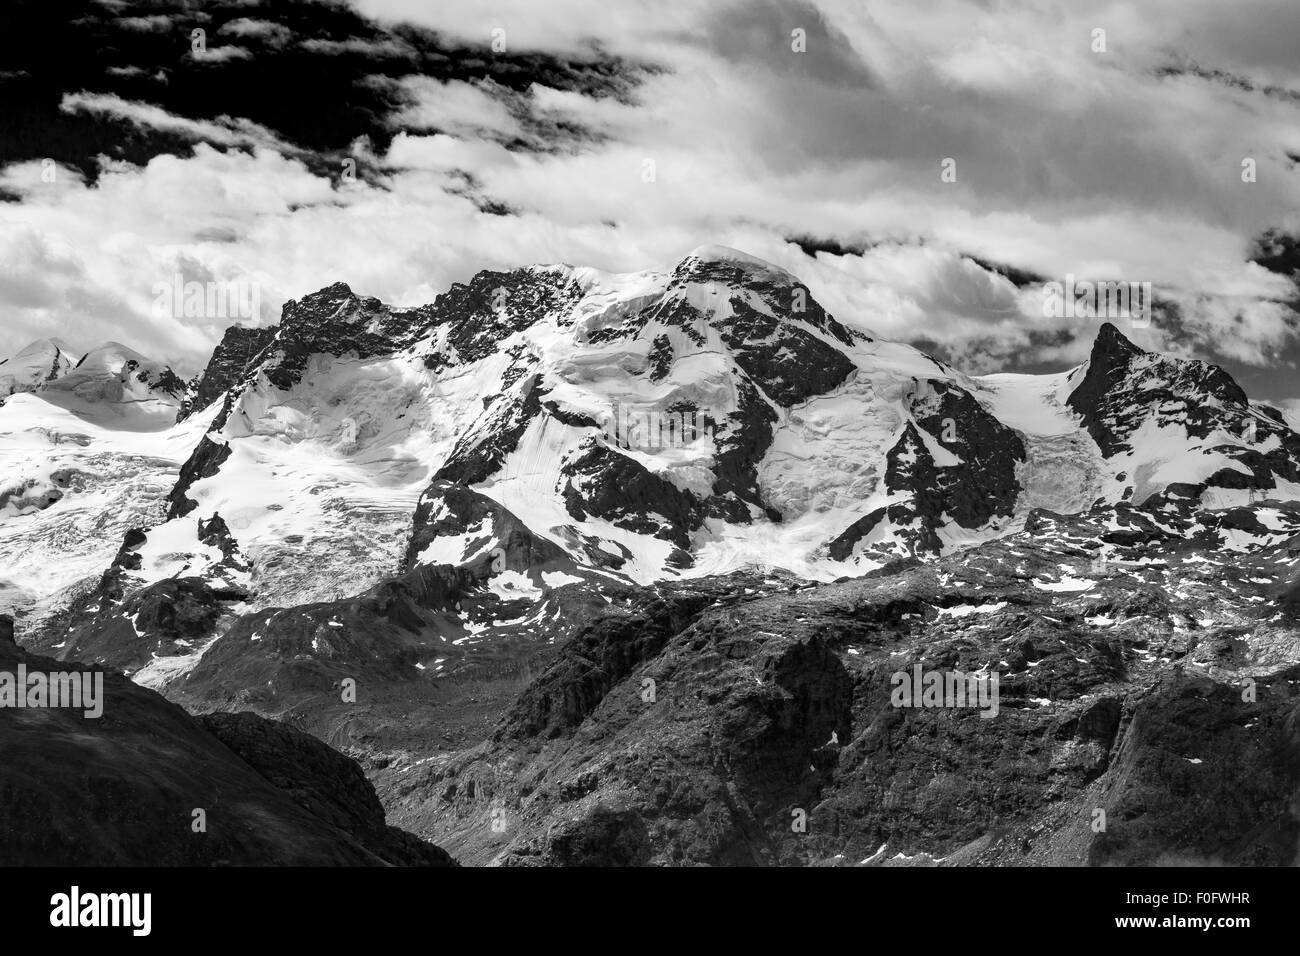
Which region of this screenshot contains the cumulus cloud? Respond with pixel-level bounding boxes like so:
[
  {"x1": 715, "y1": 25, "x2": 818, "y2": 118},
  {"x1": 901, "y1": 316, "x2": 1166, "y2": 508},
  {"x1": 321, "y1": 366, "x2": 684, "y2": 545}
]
[{"x1": 389, "y1": 77, "x2": 526, "y2": 142}]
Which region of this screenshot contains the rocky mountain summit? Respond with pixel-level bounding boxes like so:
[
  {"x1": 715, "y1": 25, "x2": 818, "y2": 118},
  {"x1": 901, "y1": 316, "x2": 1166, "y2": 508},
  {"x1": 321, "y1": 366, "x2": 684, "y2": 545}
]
[{"x1": 3, "y1": 245, "x2": 1299, "y2": 866}]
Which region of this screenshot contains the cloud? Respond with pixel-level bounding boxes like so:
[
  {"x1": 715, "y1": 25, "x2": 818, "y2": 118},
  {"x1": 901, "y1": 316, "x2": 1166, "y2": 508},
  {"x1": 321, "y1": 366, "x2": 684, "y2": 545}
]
[
  {"x1": 1276, "y1": 398, "x2": 1300, "y2": 430},
  {"x1": 219, "y1": 18, "x2": 294, "y2": 45},
  {"x1": 58, "y1": 92, "x2": 302, "y2": 154},
  {"x1": 116, "y1": 14, "x2": 174, "y2": 32},
  {"x1": 0, "y1": 145, "x2": 337, "y2": 368},
  {"x1": 1, "y1": 0, "x2": 1298, "y2": 402},
  {"x1": 186, "y1": 45, "x2": 255, "y2": 64},
  {"x1": 105, "y1": 65, "x2": 163, "y2": 80},
  {"x1": 299, "y1": 36, "x2": 418, "y2": 59},
  {"x1": 389, "y1": 77, "x2": 526, "y2": 141}
]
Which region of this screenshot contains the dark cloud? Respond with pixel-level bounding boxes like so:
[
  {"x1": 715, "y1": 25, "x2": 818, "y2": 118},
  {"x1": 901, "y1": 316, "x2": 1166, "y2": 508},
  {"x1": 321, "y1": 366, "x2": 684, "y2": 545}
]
[
  {"x1": 784, "y1": 235, "x2": 877, "y2": 258},
  {"x1": 0, "y1": 0, "x2": 654, "y2": 186},
  {"x1": 1154, "y1": 60, "x2": 1300, "y2": 104},
  {"x1": 962, "y1": 256, "x2": 1047, "y2": 289},
  {"x1": 1251, "y1": 229, "x2": 1300, "y2": 281},
  {"x1": 701, "y1": 0, "x2": 877, "y2": 88}
]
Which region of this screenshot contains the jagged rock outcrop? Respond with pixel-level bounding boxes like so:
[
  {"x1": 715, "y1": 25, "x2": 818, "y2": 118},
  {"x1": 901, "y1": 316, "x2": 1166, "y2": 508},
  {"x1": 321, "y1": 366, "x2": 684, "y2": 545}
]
[
  {"x1": 1066, "y1": 322, "x2": 1300, "y2": 503},
  {"x1": 179, "y1": 325, "x2": 278, "y2": 421}
]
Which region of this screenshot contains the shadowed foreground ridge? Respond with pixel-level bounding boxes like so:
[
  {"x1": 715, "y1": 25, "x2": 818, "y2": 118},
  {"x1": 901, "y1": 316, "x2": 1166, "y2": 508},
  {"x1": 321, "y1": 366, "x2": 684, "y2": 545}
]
[{"x1": 0, "y1": 613, "x2": 456, "y2": 866}]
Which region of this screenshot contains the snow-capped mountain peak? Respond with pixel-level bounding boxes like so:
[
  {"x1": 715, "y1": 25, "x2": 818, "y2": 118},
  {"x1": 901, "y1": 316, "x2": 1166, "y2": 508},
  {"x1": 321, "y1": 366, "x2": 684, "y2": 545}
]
[
  {"x1": 41, "y1": 341, "x2": 189, "y2": 417},
  {"x1": 5, "y1": 252, "x2": 1300, "y2": 686},
  {"x1": 0, "y1": 338, "x2": 80, "y2": 397},
  {"x1": 1063, "y1": 322, "x2": 1300, "y2": 507}
]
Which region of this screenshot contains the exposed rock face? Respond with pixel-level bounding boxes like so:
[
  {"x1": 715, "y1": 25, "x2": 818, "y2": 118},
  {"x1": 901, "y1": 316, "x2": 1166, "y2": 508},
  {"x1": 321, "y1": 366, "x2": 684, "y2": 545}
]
[
  {"x1": 166, "y1": 562, "x2": 476, "y2": 725},
  {"x1": 424, "y1": 267, "x2": 583, "y2": 369},
  {"x1": 430, "y1": 371, "x2": 546, "y2": 487},
  {"x1": 387, "y1": 573, "x2": 858, "y2": 865},
  {"x1": 1066, "y1": 322, "x2": 1300, "y2": 502},
  {"x1": 22, "y1": 513, "x2": 254, "y2": 683},
  {"x1": 167, "y1": 435, "x2": 233, "y2": 519},
  {"x1": 380, "y1": 494, "x2": 1300, "y2": 867},
  {"x1": 830, "y1": 379, "x2": 1026, "y2": 558},
  {"x1": 39, "y1": 576, "x2": 233, "y2": 677},
  {"x1": 179, "y1": 325, "x2": 278, "y2": 421},
  {"x1": 561, "y1": 442, "x2": 705, "y2": 555},
  {"x1": 406, "y1": 480, "x2": 570, "y2": 573},
  {"x1": 1076, "y1": 674, "x2": 1300, "y2": 866},
  {"x1": 1065, "y1": 322, "x2": 1148, "y2": 453},
  {"x1": 0, "y1": 637, "x2": 454, "y2": 866},
  {"x1": 258, "y1": 283, "x2": 437, "y2": 394}
]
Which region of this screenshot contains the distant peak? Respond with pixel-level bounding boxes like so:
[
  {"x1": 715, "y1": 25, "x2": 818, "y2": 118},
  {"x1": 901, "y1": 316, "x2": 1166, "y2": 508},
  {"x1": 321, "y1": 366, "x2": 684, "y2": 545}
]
[
  {"x1": 83, "y1": 341, "x2": 147, "y2": 360},
  {"x1": 65, "y1": 341, "x2": 169, "y2": 375},
  {"x1": 1092, "y1": 322, "x2": 1144, "y2": 360},
  {"x1": 13, "y1": 338, "x2": 69, "y2": 359},
  {"x1": 278, "y1": 282, "x2": 365, "y2": 325},
  {"x1": 672, "y1": 245, "x2": 799, "y2": 292},
  {"x1": 289, "y1": 281, "x2": 355, "y2": 306},
  {"x1": 680, "y1": 244, "x2": 784, "y2": 272}
]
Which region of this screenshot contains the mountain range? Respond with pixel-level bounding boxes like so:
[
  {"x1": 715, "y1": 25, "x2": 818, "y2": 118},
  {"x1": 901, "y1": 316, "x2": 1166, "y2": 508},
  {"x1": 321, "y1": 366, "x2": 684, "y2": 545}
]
[{"x1": 3, "y1": 245, "x2": 1299, "y2": 866}]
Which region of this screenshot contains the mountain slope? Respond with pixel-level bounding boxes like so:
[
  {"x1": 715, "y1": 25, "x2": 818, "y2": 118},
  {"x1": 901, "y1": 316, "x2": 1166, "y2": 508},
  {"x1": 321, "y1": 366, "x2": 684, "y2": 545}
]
[
  {"x1": 385, "y1": 496, "x2": 1300, "y2": 866},
  {"x1": 0, "y1": 614, "x2": 455, "y2": 866}
]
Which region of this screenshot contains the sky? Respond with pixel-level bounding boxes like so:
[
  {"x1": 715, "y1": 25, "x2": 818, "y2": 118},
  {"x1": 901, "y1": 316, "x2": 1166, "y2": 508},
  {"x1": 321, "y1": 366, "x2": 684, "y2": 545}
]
[{"x1": 1, "y1": 0, "x2": 1298, "y2": 413}]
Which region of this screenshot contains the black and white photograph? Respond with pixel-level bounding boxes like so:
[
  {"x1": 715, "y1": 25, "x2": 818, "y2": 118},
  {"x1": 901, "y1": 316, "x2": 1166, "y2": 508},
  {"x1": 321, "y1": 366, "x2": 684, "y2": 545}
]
[{"x1": 0, "y1": 0, "x2": 1295, "y2": 937}]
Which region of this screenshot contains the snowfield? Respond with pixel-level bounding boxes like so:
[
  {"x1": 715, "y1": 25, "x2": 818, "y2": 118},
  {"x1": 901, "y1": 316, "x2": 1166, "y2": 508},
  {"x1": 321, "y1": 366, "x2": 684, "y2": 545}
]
[{"x1": 0, "y1": 388, "x2": 215, "y2": 626}]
